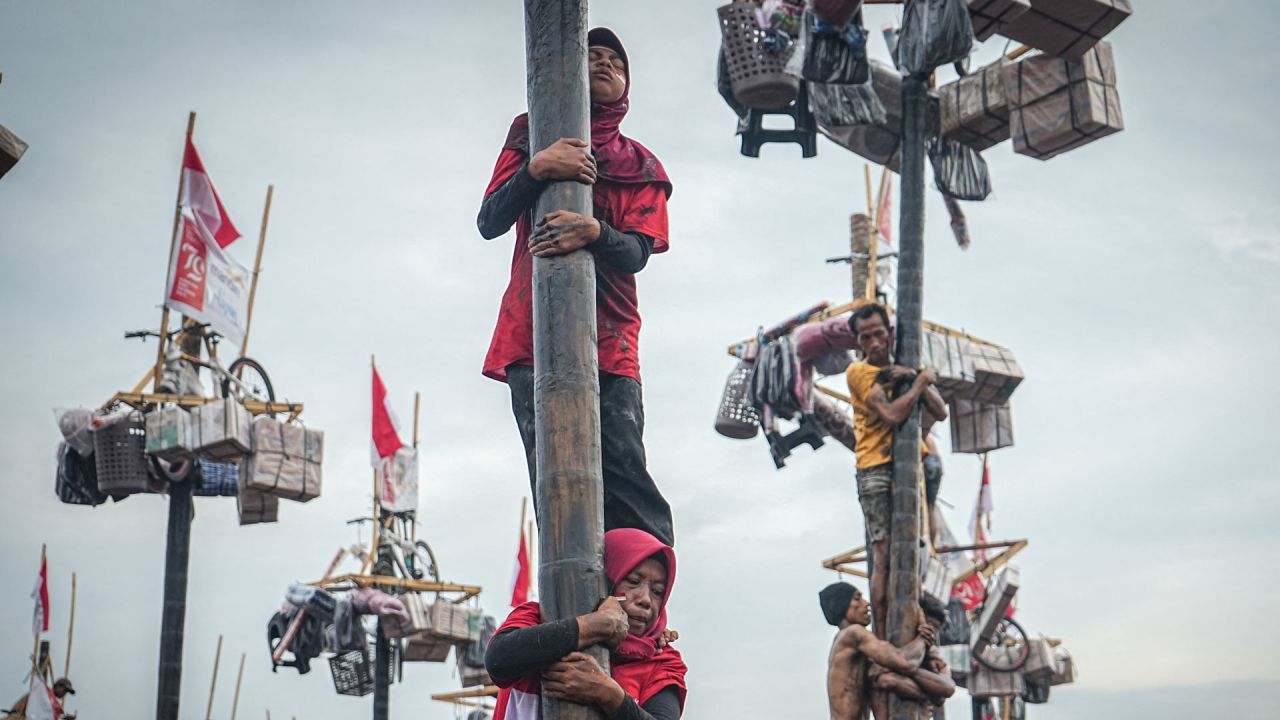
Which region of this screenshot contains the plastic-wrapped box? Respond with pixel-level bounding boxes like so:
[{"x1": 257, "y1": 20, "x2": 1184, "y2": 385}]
[
  {"x1": 949, "y1": 397, "x2": 1014, "y2": 453},
  {"x1": 895, "y1": 0, "x2": 974, "y2": 75},
  {"x1": 1023, "y1": 637, "x2": 1057, "y2": 681},
  {"x1": 968, "y1": 0, "x2": 1030, "y2": 40},
  {"x1": 236, "y1": 486, "x2": 278, "y2": 525},
  {"x1": 967, "y1": 343, "x2": 1024, "y2": 403},
  {"x1": 939, "y1": 644, "x2": 971, "y2": 686},
  {"x1": 969, "y1": 664, "x2": 1025, "y2": 697},
  {"x1": 923, "y1": 330, "x2": 975, "y2": 399},
  {"x1": 1003, "y1": 41, "x2": 1122, "y2": 160},
  {"x1": 0, "y1": 122, "x2": 28, "y2": 180},
  {"x1": 971, "y1": 567, "x2": 1020, "y2": 654},
  {"x1": 429, "y1": 602, "x2": 481, "y2": 645},
  {"x1": 920, "y1": 553, "x2": 954, "y2": 605},
  {"x1": 402, "y1": 635, "x2": 451, "y2": 663},
  {"x1": 145, "y1": 406, "x2": 195, "y2": 462},
  {"x1": 244, "y1": 416, "x2": 323, "y2": 502},
  {"x1": 191, "y1": 398, "x2": 252, "y2": 460},
  {"x1": 938, "y1": 60, "x2": 1009, "y2": 151},
  {"x1": 998, "y1": 0, "x2": 1130, "y2": 59}
]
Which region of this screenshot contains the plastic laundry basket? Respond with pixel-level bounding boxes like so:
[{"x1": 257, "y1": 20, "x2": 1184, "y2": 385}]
[
  {"x1": 715, "y1": 358, "x2": 760, "y2": 439},
  {"x1": 93, "y1": 412, "x2": 155, "y2": 495},
  {"x1": 718, "y1": 2, "x2": 800, "y2": 110},
  {"x1": 329, "y1": 648, "x2": 375, "y2": 697}
]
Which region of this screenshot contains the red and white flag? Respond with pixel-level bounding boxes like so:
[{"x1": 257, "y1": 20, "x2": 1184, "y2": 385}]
[
  {"x1": 25, "y1": 675, "x2": 62, "y2": 720},
  {"x1": 182, "y1": 138, "x2": 241, "y2": 249},
  {"x1": 510, "y1": 530, "x2": 531, "y2": 607},
  {"x1": 876, "y1": 175, "x2": 894, "y2": 247},
  {"x1": 371, "y1": 363, "x2": 404, "y2": 465},
  {"x1": 31, "y1": 554, "x2": 48, "y2": 637},
  {"x1": 968, "y1": 454, "x2": 994, "y2": 556}
]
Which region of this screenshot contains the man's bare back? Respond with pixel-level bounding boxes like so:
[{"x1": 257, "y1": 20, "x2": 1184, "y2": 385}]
[{"x1": 827, "y1": 624, "x2": 873, "y2": 720}]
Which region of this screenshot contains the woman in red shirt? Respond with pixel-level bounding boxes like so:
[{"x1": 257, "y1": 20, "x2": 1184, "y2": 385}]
[
  {"x1": 476, "y1": 27, "x2": 675, "y2": 547},
  {"x1": 484, "y1": 529, "x2": 687, "y2": 720}
]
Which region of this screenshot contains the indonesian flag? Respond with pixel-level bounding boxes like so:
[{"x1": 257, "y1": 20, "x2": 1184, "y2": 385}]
[
  {"x1": 31, "y1": 555, "x2": 48, "y2": 637},
  {"x1": 25, "y1": 675, "x2": 62, "y2": 720},
  {"x1": 876, "y1": 175, "x2": 894, "y2": 246},
  {"x1": 371, "y1": 363, "x2": 404, "y2": 465},
  {"x1": 182, "y1": 138, "x2": 241, "y2": 249},
  {"x1": 509, "y1": 530, "x2": 531, "y2": 607},
  {"x1": 967, "y1": 454, "x2": 994, "y2": 552}
]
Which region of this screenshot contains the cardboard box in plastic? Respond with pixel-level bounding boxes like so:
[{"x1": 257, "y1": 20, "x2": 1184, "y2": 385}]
[
  {"x1": 921, "y1": 554, "x2": 954, "y2": 605},
  {"x1": 191, "y1": 398, "x2": 252, "y2": 460},
  {"x1": 244, "y1": 416, "x2": 323, "y2": 502},
  {"x1": 1004, "y1": 40, "x2": 1123, "y2": 160},
  {"x1": 939, "y1": 60, "x2": 1010, "y2": 151},
  {"x1": 402, "y1": 635, "x2": 451, "y2": 663},
  {"x1": 383, "y1": 593, "x2": 431, "y2": 639},
  {"x1": 428, "y1": 602, "x2": 480, "y2": 645},
  {"x1": 1023, "y1": 637, "x2": 1057, "y2": 681},
  {"x1": 949, "y1": 398, "x2": 1014, "y2": 454},
  {"x1": 236, "y1": 486, "x2": 278, "y2": 526},
  {"x1": 997, "y1": 0, "x2": 1130, "y2": 59},
  {"x1": 971, "y1": 567, "x2": 1020, "y2": 653},
  {"x1": 968, "y1": 664, "x2": 1025, "y2": 697},
  {"x1": 967, "y1": 343, "x2": 1024, "y2": 404},
  {"x1": 923, "y1": 330, "x2": 976, "y2": 399},
  {"x1": 145, "y1": 406, "x2": 195, "y2": 462},
  {"x1": 968, "y1": 0, "x2": 1030, "y2": 41},
  {"x1": 1050, "y1": 645, "x2": 1076, "y2": 685}
]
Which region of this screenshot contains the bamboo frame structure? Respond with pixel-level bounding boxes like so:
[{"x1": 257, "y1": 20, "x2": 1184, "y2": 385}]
[
  {"x1": 312, "y1": 574, "x2": 482, "y2": 602},
  {"x1": 821, "y1": 539, "x2": 1028, "y2": 585},
  {"x1": 63, "y1": 572, "x2": 76, "y2": 678},
  {"x1": 239, "y1": 184, "x2": 274, "y2": 359},
  {"x1": 431, "y1": 685, "x2": 499, "y2": 710},
  {"x1": 102, "y1": 391, "x2": 303, "y2": 421}
]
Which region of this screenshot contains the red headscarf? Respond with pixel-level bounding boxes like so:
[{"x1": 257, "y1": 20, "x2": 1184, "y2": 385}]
[
  {"x1": 502, "y1": 27, "x2": 672, "y2": 196},
  {"x1": 604, "y1": 528, "x2": 676, "y2": 663}
]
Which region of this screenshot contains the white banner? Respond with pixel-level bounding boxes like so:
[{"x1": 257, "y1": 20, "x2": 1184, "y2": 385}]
[
  {"x1": 164, "y1": 211, "x2": 250, "y2": 346},
  {"x1": 377, "y1": 446, "x2": 419, "y2": 514}
]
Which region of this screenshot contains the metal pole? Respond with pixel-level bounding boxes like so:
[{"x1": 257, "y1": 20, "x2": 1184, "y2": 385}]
[
  {"x1": 373, "y1": 620, "x2": 390, "y2": 720},
  {"x1": 156, "y1": 479, "x2": 193, "y2": 720},
  {"x1": 886, "y1": 70, "x2": 929, "y2": 720},
  {"x1": 524, "y1": 3, "x2": 607, "y2": 720}
]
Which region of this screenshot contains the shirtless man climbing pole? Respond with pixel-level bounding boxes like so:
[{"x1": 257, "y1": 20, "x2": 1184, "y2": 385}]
[{"x1": 820, "y1": 582, "x2": 955, "y2": 720}]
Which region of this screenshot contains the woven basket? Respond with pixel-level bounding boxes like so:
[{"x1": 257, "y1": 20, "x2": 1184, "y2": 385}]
[
  {"x1": 328, "y1": 648, "x2": 374, "y2": 696},
  {"x1": 715, "y1": 358, "x2": 760, "y2": 439},
  {"x1": 93, "y1": 412, "x2": 154, "y2": 495},
  {"x1": 718, "y1": 3, "x2": 800, "y2": 110}
]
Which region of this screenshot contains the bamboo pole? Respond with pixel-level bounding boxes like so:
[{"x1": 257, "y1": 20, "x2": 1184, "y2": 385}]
[
  {"x1": 31, "y1": 545, "x2": 45, "y2": 680},
  {"x1": 239, "y1": 184, "x2": 274, "y2": 359},
  {"x1": 205, "y1": 635, "x2": 223, "y2": 720},
  {"x1": 63, "y1": 572, "x2": 76, "y2": 678},
  {"x1": 229, "y1": 653, "x2": 245, "y2": 720},
  {"x1": 412, "y1": 391, "x2": 421, "y2": 449},
  {"x1": 864, "y1": 165, "x2": 878, "y2": 301},
  {"x1": 155, "y1": 112, "x2": 197, "y2": 392},
  {"x1": 371, "y1": 356, "x2": 381, "y2": 564},
  {"x1": 272, "y1": 549, "x2": 346, "y2": 663}
]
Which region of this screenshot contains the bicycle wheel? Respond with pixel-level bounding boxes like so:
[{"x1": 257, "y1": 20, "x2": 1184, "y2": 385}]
[
  {"x1": 413, "y1": 541, "x2": 440, "y2": 582},
  {"x1": 975, "y1": 615, "x2": 1030, "y2": 672},
  {"x1": 222, "y1": 357, "x2": 275, "y2": 404}
]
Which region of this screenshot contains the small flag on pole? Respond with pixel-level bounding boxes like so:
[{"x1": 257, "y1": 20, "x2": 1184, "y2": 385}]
[
  {"x1": 31, "y1": 553, "x2": 48, "y2": 637},
  {"x1": 182, "y1": 138, "x2": 241, "y2": 249},
  {"x1": 371, "y1": 363, "x2": 404, "y2": 465},
  {"x1": 968, "y1": 454, "x2": 994, "y2": 552},
  {"x1": 510, "y1": 530, "x2": 531, "y2": 607},
  {"x1": 25, "y1": 674, "x2": 63, "y2": 720},
  {"x1": 876, "y1": 176, "x2": 894, "y2": 246}
]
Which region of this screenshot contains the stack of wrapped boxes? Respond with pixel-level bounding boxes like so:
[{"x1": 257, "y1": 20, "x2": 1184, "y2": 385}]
[
  {"x1": 389, "y1": 594, "x2": 483, "y2": 664},
  {"x1": 922, "y1": 328, "x2": 1021, "y2": 454}
]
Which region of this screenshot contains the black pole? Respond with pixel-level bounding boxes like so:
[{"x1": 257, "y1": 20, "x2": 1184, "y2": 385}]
[
  {"x1": 373, "y1": 621, "x2": 390, "y2": 720},
  {"x1": 524, "y1": 2, "x2": 608, "y2": 720},
  {"x1": 886, "y1": 71, "x2": 929, "y2": 720},
  {"x1": 155, "y1": 480, "x2": 193, "y2": 720}
]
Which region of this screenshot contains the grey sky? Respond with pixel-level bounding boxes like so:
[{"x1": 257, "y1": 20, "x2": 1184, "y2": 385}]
[{"x1": 1, "y1": 1, "x2": 1277, "y2": 718}]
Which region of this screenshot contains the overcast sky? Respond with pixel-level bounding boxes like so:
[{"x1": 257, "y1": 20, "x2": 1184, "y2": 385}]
[{"x1": 2, "y1": 1, "x2": 1278, "y2": 718}]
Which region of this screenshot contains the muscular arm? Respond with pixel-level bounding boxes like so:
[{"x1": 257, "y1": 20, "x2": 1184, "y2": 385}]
[
  {"x1": 592, "y1": 223, "x2": 656, "y2": 273},
  {"x1": 865, "y1": 374, "x2": 931, "y2": 427},
  {"x1": 477, "y1": 163, "x2": 548, "y2": 239},
  {"x1": 843, "y1": 626, "x2": 922, "y2": 676},
  {"x1": 921, "y1": 386, "x2": 946, "y2": 423}
]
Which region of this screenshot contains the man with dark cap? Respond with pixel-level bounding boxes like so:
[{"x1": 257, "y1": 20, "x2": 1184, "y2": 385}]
[
  {"x1": 5, "y1": 677, "x2": 75, "y2": 719},
  {"x1": 477, "y1": 27, "x2": 675, "y2": 546},
  {"x1": 819, "y1": 582, "x2": 954, "y2": 719}
]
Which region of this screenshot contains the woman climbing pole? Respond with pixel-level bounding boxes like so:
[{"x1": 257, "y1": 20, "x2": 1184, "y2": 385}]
[
  {"x1": 484, "y1": 528, "x2": 687, "y2": 720},
  {"x1": 476, "y1": 26, "x2": 675, "y2": 548}
]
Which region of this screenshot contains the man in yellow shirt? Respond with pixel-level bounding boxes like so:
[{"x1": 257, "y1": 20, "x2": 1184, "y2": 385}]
[{"x1": 844, "y1": 304, "x2": 946, "y2": 637}]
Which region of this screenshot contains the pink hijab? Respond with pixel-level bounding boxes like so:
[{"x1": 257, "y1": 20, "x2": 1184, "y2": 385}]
[
  {"x1": 604, "y1": 528, "x2": 677, "y2": 663},
  {"x1": 501, "y1": 27, "x2": 672, "y2": 196}
]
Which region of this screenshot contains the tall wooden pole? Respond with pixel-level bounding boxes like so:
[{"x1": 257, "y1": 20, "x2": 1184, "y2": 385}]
[
  {"x1": 205, "y1": 635, "x2": 223, "y2": 720},
  {"x1": 240, "y1": 184, "x2": 274, "y2": 359},
  {"x1": 886, "y1": 39, "x2": 930, "y2": 720},
  {"x1": 524, "y1": 2, "x2": 607, "y2": 720},
  {"x1": 230, "y1": 653, "x2": 245, "y2": 720},
  {"x1": 31, "y1": 545, "x2": 45, "y2": 679},
  {"x1": 63, "y1": 572, "x2": 76, "y2": 678}
]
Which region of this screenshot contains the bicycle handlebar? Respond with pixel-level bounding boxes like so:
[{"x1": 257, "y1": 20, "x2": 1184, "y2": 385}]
[{"x1": 124, "y1": 323, "x2": 213, "y2": 342}]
